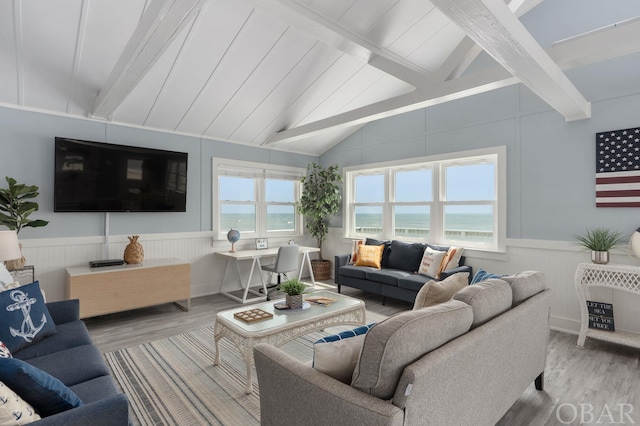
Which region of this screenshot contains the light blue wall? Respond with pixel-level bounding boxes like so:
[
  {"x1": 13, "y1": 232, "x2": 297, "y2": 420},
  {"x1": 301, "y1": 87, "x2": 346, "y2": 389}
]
[
  {"x1": 0, "y1": 106, "x2": 316, "y2": 239},
  {"x1": 321, "y1": 81, "x2": 640, "y2": 241}
]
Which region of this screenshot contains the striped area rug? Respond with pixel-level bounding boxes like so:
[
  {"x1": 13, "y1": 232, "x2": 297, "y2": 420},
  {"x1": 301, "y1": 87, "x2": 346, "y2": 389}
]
[{"x1": 103, "y1": 318, "x2": 383, "y2": 426}]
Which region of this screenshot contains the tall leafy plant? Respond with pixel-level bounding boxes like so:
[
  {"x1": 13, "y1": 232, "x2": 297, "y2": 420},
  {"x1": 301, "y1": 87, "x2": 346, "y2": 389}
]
[
  {"x1": 0, "y1": 177, "x2": 49, "y2": 233},
  {"x1": 297, "y1": 163, "x2": 342, "y2": 261}
]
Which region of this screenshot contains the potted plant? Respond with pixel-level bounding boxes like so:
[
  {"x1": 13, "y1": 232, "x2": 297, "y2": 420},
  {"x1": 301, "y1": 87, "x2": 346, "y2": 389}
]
[
  {"x1": 0, "y1": 177, "x2": 49, "y2": 269},
  {"x1": 279, "y1": 278, "x2": 307, "y2": 309},
  {"x1": 576, "y1": 227, "x2": 626, "y2": 265},
  {"x1": 297, "y1": 163, "x2": 342, "y2": 280}
]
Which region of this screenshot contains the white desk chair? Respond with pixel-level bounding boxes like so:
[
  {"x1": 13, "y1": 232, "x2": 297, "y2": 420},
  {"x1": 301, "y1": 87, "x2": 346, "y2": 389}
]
[{"x1": 261, "y1": 245, "x2": 299, "y2": 300}]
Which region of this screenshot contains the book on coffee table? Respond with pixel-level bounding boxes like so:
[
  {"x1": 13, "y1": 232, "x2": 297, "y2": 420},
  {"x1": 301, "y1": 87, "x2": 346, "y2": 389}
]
[{"x1": 305, "y1": 296, "x2": 337, "y2": 306}]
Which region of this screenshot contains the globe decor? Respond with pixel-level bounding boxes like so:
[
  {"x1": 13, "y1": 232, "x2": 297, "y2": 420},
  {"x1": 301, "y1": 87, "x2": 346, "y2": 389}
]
[{"x1": 227, "y1": 229, "x2": 240, "y2": 253}]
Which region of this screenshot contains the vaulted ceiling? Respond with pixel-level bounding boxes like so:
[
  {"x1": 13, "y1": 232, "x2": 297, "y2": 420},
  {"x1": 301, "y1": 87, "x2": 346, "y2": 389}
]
[{"x1": 1, "y1": 0, "x2": 640, "y2": 156}]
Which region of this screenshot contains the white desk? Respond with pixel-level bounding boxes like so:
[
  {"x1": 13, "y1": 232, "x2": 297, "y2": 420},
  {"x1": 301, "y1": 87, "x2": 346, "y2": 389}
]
[{"x1": 216, "y1": 246, "x2": 320, "y2": 303}]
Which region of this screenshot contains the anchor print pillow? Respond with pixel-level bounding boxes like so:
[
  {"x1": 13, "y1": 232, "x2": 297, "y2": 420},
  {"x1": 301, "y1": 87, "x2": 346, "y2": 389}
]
[
  {"x1": 0, "y1": 281, "x2": 56, "y2": 354},
  {"x1": 0, "y1": 381, "x2": 41, "y2": 424}
]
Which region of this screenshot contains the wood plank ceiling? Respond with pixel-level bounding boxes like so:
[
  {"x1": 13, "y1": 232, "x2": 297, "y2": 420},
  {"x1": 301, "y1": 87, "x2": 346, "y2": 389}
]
[{"x1": 1, "y1": 0, "x2": 640, "y2": 156}]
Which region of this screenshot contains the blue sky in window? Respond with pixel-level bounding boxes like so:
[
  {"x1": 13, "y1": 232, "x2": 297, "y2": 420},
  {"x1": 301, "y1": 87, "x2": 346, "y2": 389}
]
[{"x1": 354, "y1": 164, "x2": 494, "y2": 214}]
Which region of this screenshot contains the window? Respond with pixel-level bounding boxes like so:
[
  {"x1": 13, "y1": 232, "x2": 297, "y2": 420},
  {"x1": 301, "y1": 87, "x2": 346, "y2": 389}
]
[
  {"x1": 213, "y1": 159, "x2": 304, "y2": 239},
  {"x1": 344, "y1": 147, "x2": 505, "y2": 251}
]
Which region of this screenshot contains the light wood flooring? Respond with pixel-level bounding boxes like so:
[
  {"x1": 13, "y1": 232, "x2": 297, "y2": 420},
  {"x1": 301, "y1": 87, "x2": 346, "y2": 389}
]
[{"x1": 85, "y1": 282, "x2": 640, "y2": 425}]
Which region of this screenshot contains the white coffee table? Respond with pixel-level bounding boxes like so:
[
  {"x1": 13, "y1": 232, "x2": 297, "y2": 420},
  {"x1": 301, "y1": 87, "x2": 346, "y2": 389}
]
[{"x1": 213, "y1": 290, "x2": 366, "y2": 393}]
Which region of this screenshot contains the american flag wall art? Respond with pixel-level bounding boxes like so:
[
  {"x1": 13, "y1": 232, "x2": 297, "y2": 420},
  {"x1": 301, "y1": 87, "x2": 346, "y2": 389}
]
[{"x1": 596, "y1": 126, "x2": 640, "y2": 207}]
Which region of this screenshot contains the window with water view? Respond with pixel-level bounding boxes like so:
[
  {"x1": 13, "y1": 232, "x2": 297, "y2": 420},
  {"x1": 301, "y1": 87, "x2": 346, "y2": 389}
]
[
  {"x1": 213, "y1": 159, "x2": 304, "y2": 239},
  {"x1": 345, "y1": 148, "x2": 503, "y2": 250}
]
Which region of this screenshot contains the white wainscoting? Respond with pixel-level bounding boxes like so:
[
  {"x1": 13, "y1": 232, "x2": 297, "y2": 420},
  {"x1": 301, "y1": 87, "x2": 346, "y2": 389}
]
[
  {"x1": 324, "y1": 229, "x2": 640, "y2": 336},
  {"x1": 18, "y1": 229, "x2": 640, "y2": 338},
  {"x1": 19, "y1": 232, "x2": 316, "y2": 304}
]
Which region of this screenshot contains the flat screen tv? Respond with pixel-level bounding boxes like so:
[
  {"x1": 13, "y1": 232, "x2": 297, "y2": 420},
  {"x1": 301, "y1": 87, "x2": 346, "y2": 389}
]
[{"x1": 54, "y1": 137, "x2": 188, "y2": 212}]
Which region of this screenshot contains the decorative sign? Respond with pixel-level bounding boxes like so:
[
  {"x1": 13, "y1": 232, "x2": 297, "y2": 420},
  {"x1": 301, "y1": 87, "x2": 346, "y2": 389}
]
[
  {"x1": 255, "y1": 238, "x2": 268, "y2": 250},
  {"x1": 587, "y1": 301, "x2": 615, "y2": 331}
]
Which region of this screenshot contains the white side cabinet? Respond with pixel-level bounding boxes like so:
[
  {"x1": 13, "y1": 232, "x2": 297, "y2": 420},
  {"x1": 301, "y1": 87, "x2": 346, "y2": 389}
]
[{"x1": 575, "y1": 262, "x2": 640, "y2": 349}]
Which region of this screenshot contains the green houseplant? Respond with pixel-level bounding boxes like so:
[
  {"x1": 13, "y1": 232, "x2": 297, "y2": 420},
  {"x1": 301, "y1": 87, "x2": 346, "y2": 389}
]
[
  {"x1": 576, "y1": 227, "x2": 626, "y2": 265},
  {"x1": 0, "y1": 177, "x2": 49, "y2": 269},
  {"x1": 279, "y1": 278, "x2": 307, "y2": 309},
  {"x1": 297, "y1": 163, "x2": 342, "y2": 281}
]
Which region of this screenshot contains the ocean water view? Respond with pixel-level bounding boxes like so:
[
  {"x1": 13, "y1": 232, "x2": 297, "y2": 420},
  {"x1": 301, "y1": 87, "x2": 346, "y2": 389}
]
[{"x1": 221, "y1": 213, "x2": 493, "y2": 241}]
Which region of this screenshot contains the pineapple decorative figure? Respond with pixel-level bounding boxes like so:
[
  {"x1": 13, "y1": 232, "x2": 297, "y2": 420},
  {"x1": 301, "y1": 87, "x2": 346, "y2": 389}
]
[{"x1": 124, "y1": 235, "x2": 144, "y2": 264}]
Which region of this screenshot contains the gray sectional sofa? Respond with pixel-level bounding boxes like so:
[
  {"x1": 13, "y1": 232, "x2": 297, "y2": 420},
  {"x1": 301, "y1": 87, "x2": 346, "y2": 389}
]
[
  {"x1": 7, "y1": 299, "x2": 130, "y2": 425},
  {"x1": 335, "y1": 239, "x2": 472, "y2": 303},
  {"x1": 255, "y1": 271, "x2": 551, "y2": 426}
]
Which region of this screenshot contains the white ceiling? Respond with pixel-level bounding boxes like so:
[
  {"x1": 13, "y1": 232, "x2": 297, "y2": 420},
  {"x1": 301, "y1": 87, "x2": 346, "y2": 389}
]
[{"x1": 1, "y1": 0, "x2": 640, "y2": 156}]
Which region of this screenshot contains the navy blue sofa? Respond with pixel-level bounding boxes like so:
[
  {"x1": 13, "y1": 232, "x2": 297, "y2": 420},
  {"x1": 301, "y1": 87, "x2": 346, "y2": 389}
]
[
  {"x1": 335, "y1": 239, "x2": 472, "y2": 304},
  {"x1": 12, "y1": 299, "x2": 130, "y2": 425}
]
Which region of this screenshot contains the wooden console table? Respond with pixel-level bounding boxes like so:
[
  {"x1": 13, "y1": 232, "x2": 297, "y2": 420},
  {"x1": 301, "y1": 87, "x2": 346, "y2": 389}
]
[
  {"x1": 575, "y1": 262, "x2": 640, "y2": 349},
  {"x1": 65, "y1": 258, "x2": 191, "y2": 319}
]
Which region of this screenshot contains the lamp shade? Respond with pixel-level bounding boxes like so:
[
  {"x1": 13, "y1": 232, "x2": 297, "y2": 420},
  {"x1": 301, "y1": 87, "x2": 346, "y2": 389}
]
[{"x1": 0, "y1": 230, "x2": 22, "y2": 261}]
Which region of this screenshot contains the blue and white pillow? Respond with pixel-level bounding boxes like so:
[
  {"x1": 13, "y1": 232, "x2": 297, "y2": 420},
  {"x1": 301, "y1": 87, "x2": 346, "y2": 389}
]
[
  {"x1": 313, "y1": 323, "x2": 376, "y2": 384},
  {"x1": 471, "y1": 269, "x2": 504, "y2": 284},
  {"x1": 0, "y1": 341, "x2": 11, "y2": 359},
  {"x1": 0, "y1": 281, "x2": 56, "y2": 354},
  {"x1": 0, "y1": 381, "x2": 41, "y2": 424}
]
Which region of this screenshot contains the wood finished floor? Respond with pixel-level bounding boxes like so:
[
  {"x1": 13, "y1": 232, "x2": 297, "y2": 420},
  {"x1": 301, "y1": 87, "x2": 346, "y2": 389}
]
[{"x1": 85, "y1": 283, "x2": 640, "y2": 425}]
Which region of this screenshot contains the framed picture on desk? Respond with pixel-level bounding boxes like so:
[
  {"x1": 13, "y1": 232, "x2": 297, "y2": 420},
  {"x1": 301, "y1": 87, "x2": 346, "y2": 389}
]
[{"x1": 255, "y1": 238, "x2": 268, "y2": 250}]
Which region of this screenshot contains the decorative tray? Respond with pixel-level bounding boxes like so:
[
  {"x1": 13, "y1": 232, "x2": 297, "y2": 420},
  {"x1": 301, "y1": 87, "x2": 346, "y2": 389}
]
[{"x1": 233, "y1": 308, "x2": 273, "y2": 323}]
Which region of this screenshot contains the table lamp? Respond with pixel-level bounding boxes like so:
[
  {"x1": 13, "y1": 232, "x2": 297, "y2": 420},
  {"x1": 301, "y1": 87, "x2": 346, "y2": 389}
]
[{"x1": 0, "y1": 230, "x2": 22, "y2": 262}]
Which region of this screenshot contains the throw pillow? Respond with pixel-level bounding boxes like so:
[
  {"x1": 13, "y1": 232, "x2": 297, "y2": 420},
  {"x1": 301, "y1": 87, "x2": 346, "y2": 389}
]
[
  {"x1": 412, "y1": 272, "x2": 469, "y2": 310},
  {"x1": 0, "y1": 358, "x2": 83, "y2": 417},
  {"x1": 442, "y1": 247, "x2": 464, "y2": 271},
  {"x1": 313, "y1": 323, "x2": 376, "y2": 384},
  {"x1": 349, "y1": 240, "x2": 364, "y2": 265},
  {"x1": 0, "y1": 281, "x2": 56, "y2": 354},
  {"x1": 417, "y1": 247, "x2": 447, "y2": 278},
  {"x1": 354, "y1": 244, "x2": 384, "y2": 269},
  {"x1": 365, "y1": 238, "x2": 391, "y2": 267},
  {"x1": 471, "y1": 269, "x2": 504, "y2": 284},
  {"x1": 0, "y1": 381, "x2": 41, "y2": 424},
  {"x1": 0, "y1": 341, "x2": 11, "y2": 358},
  {"x1": 0, "y1": 265, "x2": 14, "y2": 288},
  {"x1": 352, "y1": 300, "x2": 473, "y2": 400},
  {"x1": 387, "y1": 240, "x2": 425, "y2": 272},
  {"x1": 0, "y1": 281, "x2": 21, "y2": 293}
]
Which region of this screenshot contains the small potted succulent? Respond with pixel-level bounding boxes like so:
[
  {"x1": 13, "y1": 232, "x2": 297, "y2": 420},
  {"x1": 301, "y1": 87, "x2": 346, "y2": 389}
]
[
  {"x1": 279, "y1": 278, "x2": 307, "y2": 309},
  {"x1": 576, "y1": 228, "x2": 626, "y2": 265}
]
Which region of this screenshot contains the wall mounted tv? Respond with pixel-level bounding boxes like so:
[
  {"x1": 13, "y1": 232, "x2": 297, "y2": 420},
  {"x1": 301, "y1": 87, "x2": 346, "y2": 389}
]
[{"x1": 54, "y1": 137, "x2": 188, "y2": 212}]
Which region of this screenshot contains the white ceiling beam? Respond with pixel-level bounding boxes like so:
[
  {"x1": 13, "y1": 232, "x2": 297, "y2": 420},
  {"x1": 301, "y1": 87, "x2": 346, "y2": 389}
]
[
  {"x1": 434, "y1": 36, "x2": 481, "y2": 82},
  {"x1": 91, "y1": 0, "x2": 205, "y2": 119},
  {"x1": 437, "y1": 0, "x2": 544, "y2": 81},
  {"x1": 430, "y1": 0, "x2": 590, "y2": 121},
  {"x1": 244, "y1": 0, "x2": 433, "y2": 88},
  {"x1": 264, "y1": 67, "x2": 516, "y2": 144},
  {"x1": 266, "y1": 22, "x2": 640, "y2": 146},
  {"x1": 507, "y1": 0, "x2": 545, "y2": 17},
  {"x1": 549, "y1": 16, "x2": 640, "y2": 69}
]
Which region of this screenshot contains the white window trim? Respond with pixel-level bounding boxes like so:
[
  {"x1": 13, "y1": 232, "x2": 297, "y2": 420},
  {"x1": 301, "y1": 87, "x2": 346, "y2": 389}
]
[
  {"x1": 212, "y1": 158, "x2": 305, "y2": 240},
  {"x1": 343, "y1": 146, "x2": 506, "y2": 252}
]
